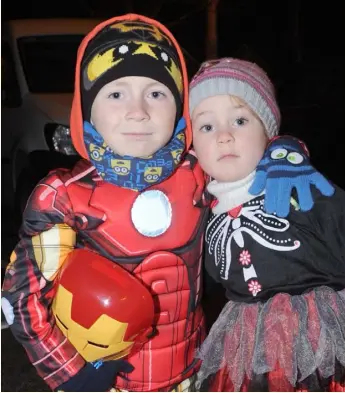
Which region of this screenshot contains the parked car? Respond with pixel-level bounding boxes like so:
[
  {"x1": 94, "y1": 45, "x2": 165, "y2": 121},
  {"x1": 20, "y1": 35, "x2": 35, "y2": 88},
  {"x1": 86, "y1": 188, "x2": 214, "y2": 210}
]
[{"x1": 1, "y1": 18, "x2": 101, "y2": 215}]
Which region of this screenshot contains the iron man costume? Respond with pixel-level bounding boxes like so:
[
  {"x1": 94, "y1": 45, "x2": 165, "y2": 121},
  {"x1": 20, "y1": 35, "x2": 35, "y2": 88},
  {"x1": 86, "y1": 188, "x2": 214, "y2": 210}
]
[
  {"x1": 7, "y1": 155, "x2": 207, "y2": 391},
  {"x1": 64, "y1": 157, "x2": 207, "y2": 391}
]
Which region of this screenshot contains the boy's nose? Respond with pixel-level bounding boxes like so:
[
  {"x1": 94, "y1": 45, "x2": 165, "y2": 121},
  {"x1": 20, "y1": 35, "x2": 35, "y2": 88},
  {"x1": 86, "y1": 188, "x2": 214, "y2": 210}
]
[{"x1": 126, "y1": 101, "x2": 149, "y2": 122}]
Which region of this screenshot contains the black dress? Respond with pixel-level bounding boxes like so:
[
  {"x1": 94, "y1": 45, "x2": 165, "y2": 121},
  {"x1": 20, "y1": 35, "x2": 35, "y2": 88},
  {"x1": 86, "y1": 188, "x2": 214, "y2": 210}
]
[{"x1": 197, "y1": 186, "x2": 345, "y2": 391}]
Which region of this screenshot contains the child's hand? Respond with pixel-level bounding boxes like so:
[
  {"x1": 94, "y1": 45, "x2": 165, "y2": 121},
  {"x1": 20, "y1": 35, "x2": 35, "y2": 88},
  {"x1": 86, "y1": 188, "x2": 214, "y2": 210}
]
[
  {"x1": 249, "y1": 136, "x2": 335, "y2": 217},
  {"x1": 56, "y1": 359, "x2": 134, "y2": 392}
]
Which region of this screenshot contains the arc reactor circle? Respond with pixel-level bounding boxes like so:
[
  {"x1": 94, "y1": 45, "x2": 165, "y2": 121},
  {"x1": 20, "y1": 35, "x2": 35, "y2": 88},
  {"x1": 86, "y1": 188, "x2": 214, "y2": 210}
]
[{"x1": 131, "y1": 190, "x2": 172, "y2": 237}]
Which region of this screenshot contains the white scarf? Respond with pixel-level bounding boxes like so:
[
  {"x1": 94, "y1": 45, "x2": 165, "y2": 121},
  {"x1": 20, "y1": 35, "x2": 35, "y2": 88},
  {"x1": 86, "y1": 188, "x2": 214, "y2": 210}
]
[{"x1": 207, "y1": 171, "x2": 263, "y2": 215}]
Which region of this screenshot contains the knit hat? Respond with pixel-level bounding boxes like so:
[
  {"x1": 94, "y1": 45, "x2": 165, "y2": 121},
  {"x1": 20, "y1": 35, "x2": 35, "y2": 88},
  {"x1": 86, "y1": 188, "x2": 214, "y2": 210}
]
[
  {"x1": 81, "y1": 20, "x2": 183, "y2": 121},
  {"x1": 189, "y1": 58, "x2": 281, "y2": 138}
]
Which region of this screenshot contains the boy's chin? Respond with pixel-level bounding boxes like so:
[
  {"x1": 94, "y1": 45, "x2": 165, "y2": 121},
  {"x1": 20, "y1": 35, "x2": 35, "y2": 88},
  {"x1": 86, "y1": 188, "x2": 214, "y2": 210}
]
[
  {"x1": 111, "y1": 149, "x2": 157, "y2": 159},
  {"x1": 109, "y1": 144, "x2": 167, "y2": 158}
]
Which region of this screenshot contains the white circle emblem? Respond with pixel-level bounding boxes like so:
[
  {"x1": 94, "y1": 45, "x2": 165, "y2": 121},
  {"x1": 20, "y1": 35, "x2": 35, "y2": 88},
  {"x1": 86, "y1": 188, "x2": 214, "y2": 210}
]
[{"x1": 131, "y1": 190, "x2": 172, "y2": 237}]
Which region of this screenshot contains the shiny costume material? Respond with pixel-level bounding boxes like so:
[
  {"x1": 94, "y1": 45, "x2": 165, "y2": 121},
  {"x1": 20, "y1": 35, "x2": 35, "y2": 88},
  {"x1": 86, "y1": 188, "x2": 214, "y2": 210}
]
[
  {"x1": 2, "y1": 157, "x2": 207, "y2": 391},
  {"x1": 52, "y1": 249, "x2": 156, "y2": 363}
]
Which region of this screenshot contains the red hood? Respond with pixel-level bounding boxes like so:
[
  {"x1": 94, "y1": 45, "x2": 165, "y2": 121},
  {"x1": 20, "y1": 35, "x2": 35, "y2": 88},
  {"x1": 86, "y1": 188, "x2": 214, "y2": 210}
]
[{"x1": 70, "y1": 13, "x2": 192, "y2": 160}]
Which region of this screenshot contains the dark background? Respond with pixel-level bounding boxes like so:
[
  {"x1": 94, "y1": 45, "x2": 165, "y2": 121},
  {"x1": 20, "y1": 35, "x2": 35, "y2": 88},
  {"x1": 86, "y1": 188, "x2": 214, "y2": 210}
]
[
  {"x1": 3, "y1": 0, "x2": 344, "y2": 185},
  {"x1": 1, "y1": 0, "x2": 344, "y2": 391}
]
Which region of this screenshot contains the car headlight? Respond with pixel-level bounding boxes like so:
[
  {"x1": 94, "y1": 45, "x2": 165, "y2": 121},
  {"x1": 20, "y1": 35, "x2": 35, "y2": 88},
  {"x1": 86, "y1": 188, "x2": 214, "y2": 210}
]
[{"x1": 45, "y1": 124, "x2": 78, "y2": 155}]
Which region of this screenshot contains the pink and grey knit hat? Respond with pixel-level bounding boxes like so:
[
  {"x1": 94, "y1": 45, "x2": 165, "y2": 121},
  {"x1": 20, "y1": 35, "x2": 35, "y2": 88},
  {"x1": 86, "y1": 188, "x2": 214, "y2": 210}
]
[{"x1": 189, "y1": 58, "x2": 281, "y2": 138}]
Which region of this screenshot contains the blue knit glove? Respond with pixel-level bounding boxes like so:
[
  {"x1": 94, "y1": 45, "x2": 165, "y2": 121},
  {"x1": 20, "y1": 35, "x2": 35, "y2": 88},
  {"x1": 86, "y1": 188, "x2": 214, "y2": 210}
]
[
  {"x1": 249, "y1": 136, "x2": 335, "y2": 217},
  {"x1": 56, "y1": 359, "x2": 134, "y2": 392}
]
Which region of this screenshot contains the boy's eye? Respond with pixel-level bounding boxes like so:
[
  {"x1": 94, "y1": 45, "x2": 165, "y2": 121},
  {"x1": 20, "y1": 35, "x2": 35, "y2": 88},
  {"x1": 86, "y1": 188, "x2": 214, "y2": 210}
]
[
  {"x1": 149, "y1": 91, "x2": 165, "y2": 99},
  {"x1": 200, "y1": 124, "x2": 213, "y2": 132},
  {"x1": 108, "y1": 92, "x2": 122, "y2": 99},
  {"x1": 234, "y1": 117, "x2": 248, "y2": 126}
]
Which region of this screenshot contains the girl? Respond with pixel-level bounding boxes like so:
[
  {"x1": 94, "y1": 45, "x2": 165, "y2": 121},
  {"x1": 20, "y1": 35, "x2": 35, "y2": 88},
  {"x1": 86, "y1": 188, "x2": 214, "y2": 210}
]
[{"x1": 190, "y1": 58, "x2": 345, "y2": 391}]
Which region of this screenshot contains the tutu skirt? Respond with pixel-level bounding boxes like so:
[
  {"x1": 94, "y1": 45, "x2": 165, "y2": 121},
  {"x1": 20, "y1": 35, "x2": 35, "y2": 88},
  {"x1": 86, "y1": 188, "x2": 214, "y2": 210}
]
[{"x1": 196, "y1": 286, "x2": 345, "y2": 391}]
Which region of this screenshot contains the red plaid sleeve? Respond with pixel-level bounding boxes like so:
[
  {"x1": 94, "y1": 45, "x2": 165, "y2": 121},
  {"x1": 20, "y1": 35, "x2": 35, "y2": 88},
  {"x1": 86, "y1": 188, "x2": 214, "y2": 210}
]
[{"x1": 1, "y1": 170, "x2": 85, "y2": 390}]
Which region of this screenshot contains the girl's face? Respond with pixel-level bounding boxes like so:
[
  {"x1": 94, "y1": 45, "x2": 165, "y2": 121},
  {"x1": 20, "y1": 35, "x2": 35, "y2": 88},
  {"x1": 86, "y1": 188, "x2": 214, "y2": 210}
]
[{"x1": 192, "y1": 95, "x2": 268, "y2": 182}]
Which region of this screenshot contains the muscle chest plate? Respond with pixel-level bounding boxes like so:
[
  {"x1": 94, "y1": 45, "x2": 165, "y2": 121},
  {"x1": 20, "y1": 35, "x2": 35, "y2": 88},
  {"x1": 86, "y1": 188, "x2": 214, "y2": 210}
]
[{"x1": 68, "y1": 166, "x2": 205, "y2": 258}]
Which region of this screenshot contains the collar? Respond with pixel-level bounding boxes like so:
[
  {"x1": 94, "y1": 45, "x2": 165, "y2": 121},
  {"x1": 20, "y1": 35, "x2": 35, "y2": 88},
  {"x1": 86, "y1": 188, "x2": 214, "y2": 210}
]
[{"x1": 207, "y1": 171, "x2": 262, "y2": 214}]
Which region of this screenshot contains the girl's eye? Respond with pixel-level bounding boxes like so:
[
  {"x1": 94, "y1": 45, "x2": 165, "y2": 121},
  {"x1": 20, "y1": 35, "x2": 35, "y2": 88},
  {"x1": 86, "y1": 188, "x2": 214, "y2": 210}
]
[
  {"x1": 149, "y1": 91, "x2": 165, "y2": 99},
  {"x1": 108, "y1": 92, "x2": 122, "y2": 99},
  {"x1": 200, "y1": 124, "x2": 214, "y2": 132},
  {"x1": 234, "y1": 117, "x2": 248, "y2": 126}
]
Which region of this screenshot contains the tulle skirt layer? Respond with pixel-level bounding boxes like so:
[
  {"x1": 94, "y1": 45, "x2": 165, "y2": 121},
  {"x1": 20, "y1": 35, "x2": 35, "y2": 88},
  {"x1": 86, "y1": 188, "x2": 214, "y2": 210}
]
[{"x1": 196, "y1": 286, "x2": 345, "y2": 391}]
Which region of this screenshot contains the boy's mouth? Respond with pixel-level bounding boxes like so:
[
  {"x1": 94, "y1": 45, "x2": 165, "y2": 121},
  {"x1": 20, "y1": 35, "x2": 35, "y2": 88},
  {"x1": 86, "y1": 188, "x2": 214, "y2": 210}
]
[
  {"x1": 122, "y1": 132, "x2": 153, "y2": 141},
  {"x1": 218, "y1": 153, "x2": 239, "y2": 161},
  {"x1": 122, "y1": 132, "x2": 153, "y2": 137}
]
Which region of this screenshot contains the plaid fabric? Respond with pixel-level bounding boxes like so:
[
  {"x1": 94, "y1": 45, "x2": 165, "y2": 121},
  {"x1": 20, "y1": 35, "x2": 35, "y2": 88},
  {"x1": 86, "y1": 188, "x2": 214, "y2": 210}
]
[{"x1": 1, "y1": 167, "x2": 86, "y2": 390}]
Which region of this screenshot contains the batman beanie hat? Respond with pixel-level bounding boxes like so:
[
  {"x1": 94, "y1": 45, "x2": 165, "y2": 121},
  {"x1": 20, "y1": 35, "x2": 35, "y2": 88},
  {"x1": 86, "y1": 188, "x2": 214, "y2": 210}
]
[{"x1": 81, "y1": 20, "x2": 183, "y2": 121}]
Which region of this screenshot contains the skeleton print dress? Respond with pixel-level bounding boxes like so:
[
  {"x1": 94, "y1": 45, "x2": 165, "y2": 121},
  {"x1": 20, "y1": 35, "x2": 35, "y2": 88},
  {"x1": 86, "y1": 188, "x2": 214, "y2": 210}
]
[{"x1": 196, "y1": 174, "x2": 345, "y2": 392}]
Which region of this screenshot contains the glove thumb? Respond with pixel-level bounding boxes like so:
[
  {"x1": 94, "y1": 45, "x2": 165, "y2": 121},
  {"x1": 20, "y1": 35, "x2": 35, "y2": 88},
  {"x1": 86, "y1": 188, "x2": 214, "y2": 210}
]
[{"x1": 249, "y1": 170, "x2": 267, "y2": 195}]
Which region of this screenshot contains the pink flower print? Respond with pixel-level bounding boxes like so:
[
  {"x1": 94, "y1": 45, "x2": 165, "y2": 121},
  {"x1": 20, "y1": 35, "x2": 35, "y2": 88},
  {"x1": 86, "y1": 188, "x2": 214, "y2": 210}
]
[
  {"x1": 248, "y1": 280, "x2": 262, "y2": 297},
  {"x1": 239, "y1": 250, "x2": 251, "y2": 266}
]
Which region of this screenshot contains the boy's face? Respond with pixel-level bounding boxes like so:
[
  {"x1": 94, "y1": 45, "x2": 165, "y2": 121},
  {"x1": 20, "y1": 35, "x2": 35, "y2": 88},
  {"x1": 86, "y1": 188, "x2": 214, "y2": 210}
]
[
  {"x1": 192, "y1": 95, "x2": 268, "y2": 182},
  {"x1": 91, "y1": 76, "x2": 176, "y2": 157}
]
